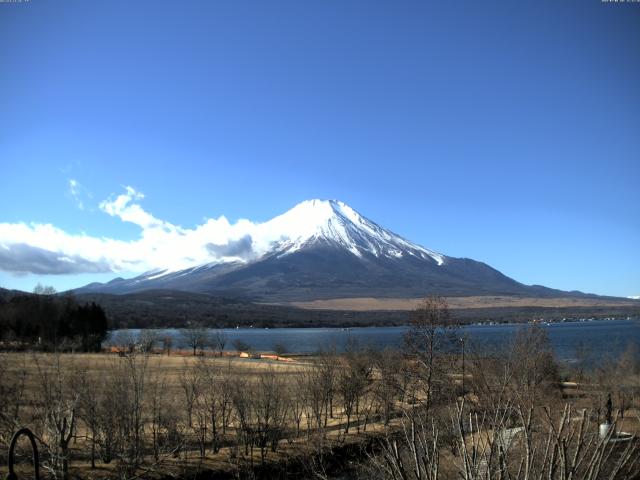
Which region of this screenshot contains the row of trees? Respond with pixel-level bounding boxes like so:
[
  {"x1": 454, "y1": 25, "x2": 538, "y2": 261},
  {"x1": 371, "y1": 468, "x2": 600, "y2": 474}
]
[
  {"x1": 0, "y1": 288, "x2": 108, "y2": 351},
  {"x1": 109, "y1": 328, "x2": 251, "y2": 356}
]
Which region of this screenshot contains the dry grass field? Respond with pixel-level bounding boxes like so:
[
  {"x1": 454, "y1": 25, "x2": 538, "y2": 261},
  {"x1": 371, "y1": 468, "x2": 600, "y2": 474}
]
[
  {"x1": 0, "y1": 350, "x2": 405, "y2": 479},
  {"x1": 281, "y1": 295, "x2": 639, "y2": 311}
]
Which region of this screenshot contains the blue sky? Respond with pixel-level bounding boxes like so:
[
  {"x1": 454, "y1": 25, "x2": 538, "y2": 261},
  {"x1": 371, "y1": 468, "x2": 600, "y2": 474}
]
[{"x1": 0, "y1": 0, "x2": 638, "y2": 297}]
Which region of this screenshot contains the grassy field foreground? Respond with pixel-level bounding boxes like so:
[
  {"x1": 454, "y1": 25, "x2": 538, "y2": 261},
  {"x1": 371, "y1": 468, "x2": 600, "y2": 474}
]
[
  {"x1": 0, "y1": 349, "x2": 413, "y2": 479},
  {"x1": 1, "y1": 322, "x2": 639, "y2": 480}
]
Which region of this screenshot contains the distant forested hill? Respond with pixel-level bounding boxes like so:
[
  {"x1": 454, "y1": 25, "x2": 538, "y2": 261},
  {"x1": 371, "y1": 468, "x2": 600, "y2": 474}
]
[{"x1": 74, "y1": 289, "x2": 640, "y2": 329}]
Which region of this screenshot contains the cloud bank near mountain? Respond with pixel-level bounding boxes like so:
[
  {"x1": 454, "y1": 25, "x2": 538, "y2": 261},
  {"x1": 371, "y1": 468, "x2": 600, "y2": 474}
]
[{"x1": 0, "y1": 187, "x2": 265, "y2": 275}]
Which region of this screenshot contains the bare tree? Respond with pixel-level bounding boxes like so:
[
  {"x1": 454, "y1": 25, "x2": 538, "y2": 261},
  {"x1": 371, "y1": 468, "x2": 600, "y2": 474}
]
[
  {"x1": 467, "y1": 324, "x2": 561, "y2": 420},
  {"x1": 317, "y1": 349, "x2": 339, "y2": 422},
  {"x1": 510, "y1": 325, "x2": 561, "y2": 408},
  {"x1": 76, "y1": 368, "x2": 101, "y2": 469},
  {"x1": 147, "y1": 365, "x2": 167, "y2": 462},
  {"x1": 338, "y1": 347, "x2": 373, "y2": 434},
  {"x1": 405, "y1": 296, "x2": 457, "y2": 415},
  {"x1": 374, "y1": 414, "x2": 440, "y2": 480},
  {"x1": 374, "y1": 348, "x2": 403, "y2": 426},
  {"x1": 162, "y1": 335, "x2": 173, "y2": 356},
  {"x1": 145, "y1": 361, "x2": 186, "y2": 468},
  {"x1": 303, "y1": 362, "x2": 330, "y2": 434},
  {"x1": 179, "y1": 359, "x2": 202, "y2": 429},
  {"x1": 375, "y1": 397, "x2": 640, "y2": 480},
  {"x1": 34, "y1": 283, "x2": 57, "y2": 295},
  {"x1": 290, "y1": 375, "x2": 306, "y2": 438},
  {"x1": 601, "y1": 343, "x2": 640, "y2": 420},
  {"x1": 198, "y1": 357, "x2": 224, "y2": 453},
  {"x1": 210, "y1": 329, "x2": 227, "y2": 356},
  {"x1": 138, "y1": 330, "x2": 159, "y2": 353},
  {"x1": 108, "y1": 352, "x2": 149, "y2": 475},
  {"x1": 95, "y1": 375, "x2": 119, "y2": 464},
  {"x1": 218, "y1": 359, "x2": 235, "y2": 436},
  {"x1": 453, "y1": 400, "x2": 640, "y2": 480},
  {"x1": 181, "y1": 328, "x2": 208, "y2": 356},
  {"x1": 253, "y1": 367, "x2": 288, "y2": 464},
  {"x1": 34, "y1": 354, "x2": 78, "y2": 480},
  {"x1": 111, "y1": 329, "x2": 137, "y2": 354},
  {"x1": 230, "y1": 375, "x2": 254, "y2": 459}
]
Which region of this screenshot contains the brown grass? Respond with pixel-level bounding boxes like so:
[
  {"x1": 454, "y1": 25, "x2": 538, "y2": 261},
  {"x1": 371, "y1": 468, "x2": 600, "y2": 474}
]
[
  {"x1": 0, "y1": 351, "x2": 394, "y2": 479},
  {"x1": 276, "y1": 295, "x2": 638, "y2": 311}
]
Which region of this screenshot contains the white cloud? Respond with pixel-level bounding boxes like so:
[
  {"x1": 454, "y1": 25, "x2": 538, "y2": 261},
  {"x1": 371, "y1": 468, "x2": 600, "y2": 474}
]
[
  {"x1": 0, "y1": 186, "x2": 270, "y2": 275},
  {"x1": 67, "y1": 178, "x2": 93, "y2": 210},
  {"x1": 0, "y1": 244, "x2": 112, "y2": 274},
  {"x1": 68, "y1": 179, "x2": 83, "y2": 209},
  {"x1": 99, "y1": 187, "x2": 166, "y2": 229}
]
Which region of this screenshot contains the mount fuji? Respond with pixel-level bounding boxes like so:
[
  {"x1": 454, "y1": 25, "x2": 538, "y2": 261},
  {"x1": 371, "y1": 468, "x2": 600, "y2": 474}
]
[{"x1": 75, "y1": 199, "x2": 575, "y2": 301}]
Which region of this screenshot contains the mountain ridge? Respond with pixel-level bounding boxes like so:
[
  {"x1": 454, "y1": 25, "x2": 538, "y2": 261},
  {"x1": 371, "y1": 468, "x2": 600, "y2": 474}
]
[{"x1": 72, "y1": 199, "x2": 607, "y2": 301}]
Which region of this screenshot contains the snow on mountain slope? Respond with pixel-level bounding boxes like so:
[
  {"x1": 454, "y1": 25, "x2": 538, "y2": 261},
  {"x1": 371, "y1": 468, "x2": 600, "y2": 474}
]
[
  {"x1": 138, "y1": 199, "x2": 445, "y2": 280},
  {"x1": 255, "y1": 199, "x2": 445, "y2": 264}
]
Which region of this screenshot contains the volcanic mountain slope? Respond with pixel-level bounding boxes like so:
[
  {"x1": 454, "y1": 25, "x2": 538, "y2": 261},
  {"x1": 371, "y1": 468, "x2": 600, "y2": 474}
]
[{"x1": 75, "y1": 199, "x2": 586, "y2": 301}]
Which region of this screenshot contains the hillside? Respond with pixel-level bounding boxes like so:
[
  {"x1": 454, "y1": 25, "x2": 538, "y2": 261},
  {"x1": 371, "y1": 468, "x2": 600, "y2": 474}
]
[
  {"x1": 74, "y1": 289, "x2": 640, "y2": 329},
  {"x1": 74, "y1": 200, "x2": 604, "y2": 302}
]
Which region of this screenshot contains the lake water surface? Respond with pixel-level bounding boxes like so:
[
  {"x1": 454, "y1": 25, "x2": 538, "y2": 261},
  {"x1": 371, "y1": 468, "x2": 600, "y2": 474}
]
[{"x1": 107, "y1": 319, "x2": 640, "y2": 362}]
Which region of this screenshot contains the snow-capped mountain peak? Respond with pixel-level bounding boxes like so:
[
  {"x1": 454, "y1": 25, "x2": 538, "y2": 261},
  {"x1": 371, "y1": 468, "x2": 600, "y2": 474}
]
[
  {"x1": 257, "y1": 199, "x2": 445, "y2": 265},
  {"x1": 75, "y1": 199, "x2": 452, "y2": 295}
]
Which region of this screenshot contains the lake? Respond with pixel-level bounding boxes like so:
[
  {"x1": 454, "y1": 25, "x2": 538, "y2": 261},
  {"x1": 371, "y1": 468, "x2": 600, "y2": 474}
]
[{"x1": 106, "y1": 318, "x2": 640, "y2": 363}]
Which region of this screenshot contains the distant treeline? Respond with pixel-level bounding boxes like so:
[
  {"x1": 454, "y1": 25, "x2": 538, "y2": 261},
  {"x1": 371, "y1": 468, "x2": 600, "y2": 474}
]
[
  {"x1": 1, "y1": 287, "x2": 638, "y2": 333},
  {"x1": 74, "y1": 290, "x2": 410, "y2": 328},
  {"x1": 0, "y1": 292, "x2": 108, "y2": 351},
  {"x1": 74, "y1": 290, "x2": 640, "y2": 329}
]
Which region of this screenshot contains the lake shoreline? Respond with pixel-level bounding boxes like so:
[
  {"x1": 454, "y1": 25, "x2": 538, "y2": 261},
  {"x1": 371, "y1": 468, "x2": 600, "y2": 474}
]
[{"x1": 106, "y1": 318, "x2": 640, "y2": 362}]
